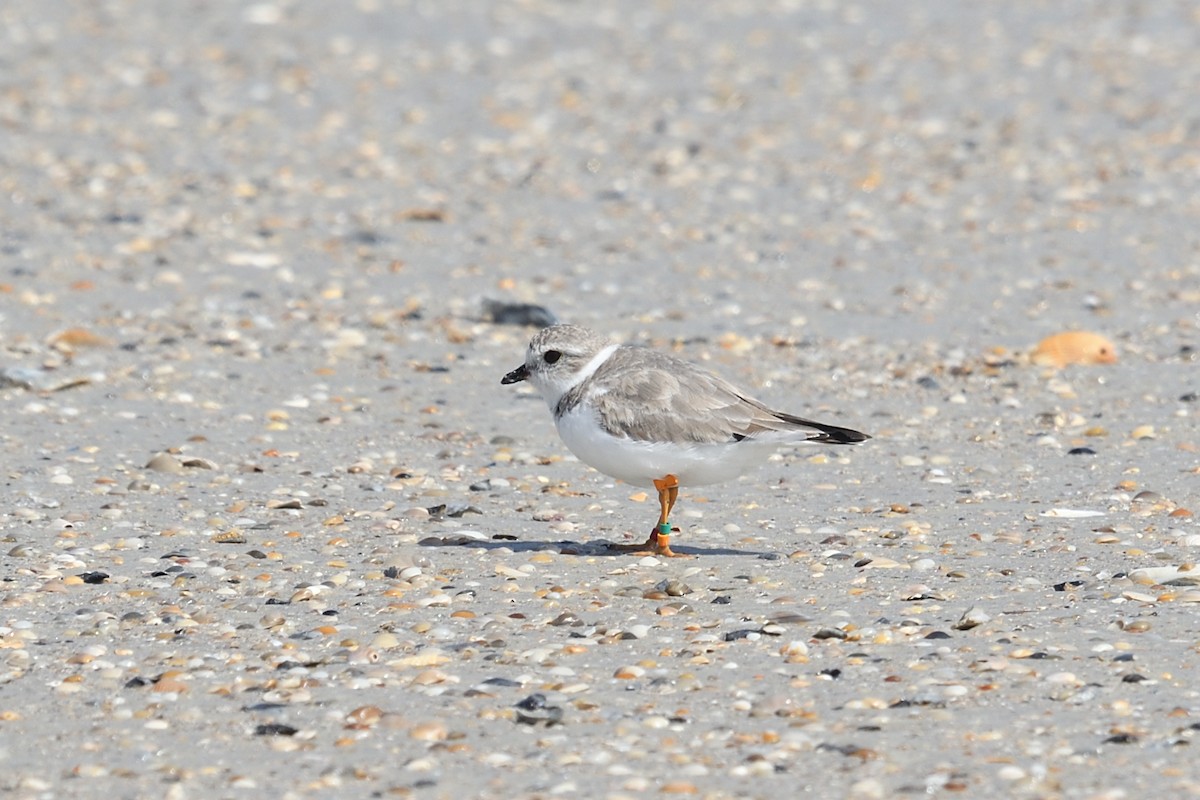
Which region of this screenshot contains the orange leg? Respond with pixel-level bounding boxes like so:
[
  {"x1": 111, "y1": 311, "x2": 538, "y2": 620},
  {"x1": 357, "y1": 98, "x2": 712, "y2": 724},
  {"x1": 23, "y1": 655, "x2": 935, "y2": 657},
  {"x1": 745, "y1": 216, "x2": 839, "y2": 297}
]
[
  {"x1": 609, "y1": 474, "x2": 688, "y2": 557},
  {"x1": 649, "y1": 474, "x2": 685, "y2": 557}
]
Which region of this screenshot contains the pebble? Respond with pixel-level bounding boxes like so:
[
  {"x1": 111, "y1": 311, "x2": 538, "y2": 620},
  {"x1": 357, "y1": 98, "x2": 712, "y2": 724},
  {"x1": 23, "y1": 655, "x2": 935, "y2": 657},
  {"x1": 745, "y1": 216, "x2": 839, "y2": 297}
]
[
  {"x1": 780, "y1": 641, "x2": 809, "y2": 661},
  {"x1": 850, "y1": 778, "x2": 886, "y2": 799},
  {"x1": 997, "y1": 766, "x2": 1027, "y2": 781},
  {"x1": 1041, "y1": 508, "x2": 1104, "y2": 518},
  {"x1": 656, "y1": 602, "x2": 693, "y2": 616},
  {"x1": 953, "y1": 606, "x2": 990, "y2": 630},
  {"x1": 145, "y1": 453, "x2": 185, "y2": 474},
  {"x1": 0, "y1": 366, "x2": 53, "y2": 391},
  {"x1": 409, "y1": 721, "x2": 448, "y2": 741},
  {"x1": 1129, "y1": 565, "x2": 1200, "y2": 586},
  {"x1": 654, "y1": 579, "x2": 693, "y2": 596},
  {"x1": 513, "y1": 693, "x2": 564, "y2": 726},
  {"x1": 482, "y1": 300, "x2": 559, "y2": 327},
  {"x1": 1045, "y1": 672, "x2": 1080, "y2": 685}
]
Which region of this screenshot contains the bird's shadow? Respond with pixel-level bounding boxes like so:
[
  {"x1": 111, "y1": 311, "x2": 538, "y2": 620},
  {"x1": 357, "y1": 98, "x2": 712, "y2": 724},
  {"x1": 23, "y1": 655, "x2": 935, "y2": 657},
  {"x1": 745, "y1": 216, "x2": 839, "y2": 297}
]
[{"x1": 417, "y1": 534, "x2": 770, "y2": 558}]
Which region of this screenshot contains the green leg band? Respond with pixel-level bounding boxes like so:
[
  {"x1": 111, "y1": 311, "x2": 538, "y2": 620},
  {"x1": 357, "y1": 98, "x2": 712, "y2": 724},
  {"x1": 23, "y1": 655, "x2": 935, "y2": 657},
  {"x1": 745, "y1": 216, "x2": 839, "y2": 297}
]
[{"x1": 657, "y1": 522, "x2": 672, "y2": 535}]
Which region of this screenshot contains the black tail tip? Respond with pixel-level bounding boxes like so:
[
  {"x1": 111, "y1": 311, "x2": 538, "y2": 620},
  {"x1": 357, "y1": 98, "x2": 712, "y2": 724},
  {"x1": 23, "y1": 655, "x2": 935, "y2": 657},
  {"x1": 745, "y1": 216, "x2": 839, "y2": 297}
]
[{"x1": 823, "y1": 426, "x2": 870, "y2": 444}]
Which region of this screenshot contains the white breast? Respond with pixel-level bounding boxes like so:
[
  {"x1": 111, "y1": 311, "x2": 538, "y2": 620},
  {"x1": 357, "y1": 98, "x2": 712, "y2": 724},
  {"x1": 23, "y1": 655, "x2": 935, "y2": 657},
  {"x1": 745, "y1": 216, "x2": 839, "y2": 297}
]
[{"x1": 554, "y1": 406, "x2": 777, "y2": 487}]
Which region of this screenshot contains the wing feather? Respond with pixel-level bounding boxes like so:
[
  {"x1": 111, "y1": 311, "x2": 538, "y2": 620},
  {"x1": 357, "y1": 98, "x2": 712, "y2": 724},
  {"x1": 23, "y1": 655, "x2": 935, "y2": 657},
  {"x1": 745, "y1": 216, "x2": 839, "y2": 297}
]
[{"x1": 586, "y1": 346, "x2": 868, "y2": 445}]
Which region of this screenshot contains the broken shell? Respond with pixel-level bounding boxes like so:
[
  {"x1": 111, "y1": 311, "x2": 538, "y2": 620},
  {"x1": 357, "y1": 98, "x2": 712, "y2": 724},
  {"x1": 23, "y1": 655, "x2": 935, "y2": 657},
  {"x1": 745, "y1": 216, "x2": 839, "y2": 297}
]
[
  {"x1": 409, "y1": 720, "x2": 448, "y2": 741},
  {"x1": 48, "y1": 327, "x2": 113, "y2": 351},
  {"x1": 1030, "y1": 331, "x2": 1117, "y2": 368}
]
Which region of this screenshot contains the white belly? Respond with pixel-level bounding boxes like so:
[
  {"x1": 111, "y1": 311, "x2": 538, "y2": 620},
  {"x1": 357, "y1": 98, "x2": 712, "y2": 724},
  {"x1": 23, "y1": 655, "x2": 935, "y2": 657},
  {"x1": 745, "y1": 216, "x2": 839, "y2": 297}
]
[{"x1": 554, "y1": 407, "x2": 776, "y2": 487}]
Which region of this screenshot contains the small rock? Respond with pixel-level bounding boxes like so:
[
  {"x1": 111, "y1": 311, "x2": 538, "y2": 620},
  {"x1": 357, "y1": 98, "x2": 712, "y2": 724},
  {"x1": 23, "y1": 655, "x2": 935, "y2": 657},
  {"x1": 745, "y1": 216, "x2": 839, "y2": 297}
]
[
  {"x1": 254, "y1": 723, "x2": 298, "y2": 737},
  {"x1": 953, "y1": 606, "x2": 990, "y2": 630},
  {"x1": 514, "y1": 693, "x2": 563, "y2": 726},
  {"x1": 409, "y1": 721, "x2": 448, "y2": 741},
  {"x1": 655, "y1": 578, "x2": 692, "y2": 597},
  {"x1": 483, "y1": 299, "x2": 558, "y2": 327},
  {"x1": 145, "y1": 453, "x2": 185, "y2": 474}
]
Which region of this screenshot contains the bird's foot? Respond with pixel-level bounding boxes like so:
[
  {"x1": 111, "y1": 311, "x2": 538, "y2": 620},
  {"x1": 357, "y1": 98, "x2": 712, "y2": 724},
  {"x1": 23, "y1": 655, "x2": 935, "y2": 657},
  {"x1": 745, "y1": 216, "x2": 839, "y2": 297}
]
[
  {"x1": 648, "y1": 531, "x2": 689, "y2": 558},
  {"x1": 607, "y1": 526, "x2": 689, "y2": 558}
]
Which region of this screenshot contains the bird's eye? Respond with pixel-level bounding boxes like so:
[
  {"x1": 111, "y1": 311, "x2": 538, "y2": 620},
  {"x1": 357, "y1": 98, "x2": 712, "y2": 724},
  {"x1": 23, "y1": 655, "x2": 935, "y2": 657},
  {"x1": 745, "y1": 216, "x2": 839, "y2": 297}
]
[{"x1": 544, "y1": 350, "x2": 562, "y2": 364}]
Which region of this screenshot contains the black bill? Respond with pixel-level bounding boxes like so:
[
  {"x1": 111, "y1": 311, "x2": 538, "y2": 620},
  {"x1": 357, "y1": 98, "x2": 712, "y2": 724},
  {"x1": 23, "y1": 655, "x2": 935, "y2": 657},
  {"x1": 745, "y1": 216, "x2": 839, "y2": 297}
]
[{"x1": 501, "y1": 364, "x2": 529, "y2": 384}]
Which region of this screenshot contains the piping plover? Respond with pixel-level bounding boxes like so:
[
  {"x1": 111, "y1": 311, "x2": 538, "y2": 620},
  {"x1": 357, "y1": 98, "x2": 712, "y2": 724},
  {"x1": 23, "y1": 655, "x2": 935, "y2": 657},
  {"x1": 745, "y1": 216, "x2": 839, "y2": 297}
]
[{"x1": 501, "y1": 324, "x2": 869, "y2": 557}]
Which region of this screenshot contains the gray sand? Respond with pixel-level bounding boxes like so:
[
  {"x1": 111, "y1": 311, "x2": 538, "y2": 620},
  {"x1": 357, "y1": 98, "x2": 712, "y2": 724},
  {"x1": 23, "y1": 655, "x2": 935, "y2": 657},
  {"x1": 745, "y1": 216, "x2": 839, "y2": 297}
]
[{"x1": 2, "y1": 1, "x2": 1199, "y2": 798}]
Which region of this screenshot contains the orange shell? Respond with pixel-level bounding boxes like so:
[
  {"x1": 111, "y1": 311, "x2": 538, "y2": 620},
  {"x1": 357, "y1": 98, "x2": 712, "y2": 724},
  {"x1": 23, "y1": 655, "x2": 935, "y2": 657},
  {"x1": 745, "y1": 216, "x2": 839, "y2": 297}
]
[
  {"x1": 1030, "y1": 331, "x2": 1118, "y2": 368},
  {"x1": 47, "y1": 327, "x2": 112, "y2": 351}
]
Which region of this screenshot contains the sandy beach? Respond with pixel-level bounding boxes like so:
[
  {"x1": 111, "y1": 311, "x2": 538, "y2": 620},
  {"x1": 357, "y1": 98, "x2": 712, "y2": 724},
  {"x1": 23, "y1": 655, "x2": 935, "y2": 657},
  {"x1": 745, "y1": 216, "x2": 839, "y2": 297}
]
[{"x1": 2, "y1": 1, "x2": 1199, "y2": 797}]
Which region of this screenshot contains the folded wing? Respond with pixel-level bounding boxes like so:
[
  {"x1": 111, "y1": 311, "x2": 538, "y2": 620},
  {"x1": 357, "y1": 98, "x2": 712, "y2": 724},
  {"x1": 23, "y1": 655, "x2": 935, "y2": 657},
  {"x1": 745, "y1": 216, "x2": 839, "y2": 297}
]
[{"x1": 590, "y1": 349, "x2": 869, "y2": 446}]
